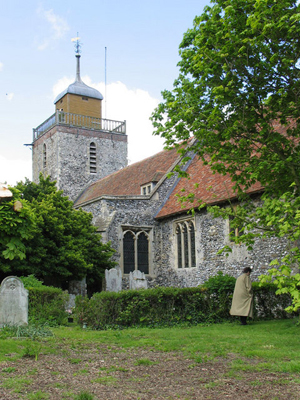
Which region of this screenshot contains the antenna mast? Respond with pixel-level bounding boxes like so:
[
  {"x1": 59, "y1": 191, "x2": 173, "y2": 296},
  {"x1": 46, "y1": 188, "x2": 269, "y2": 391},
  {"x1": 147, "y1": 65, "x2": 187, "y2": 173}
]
[{"x1": 105, "y1": 47, "x2": 107, "y2": 119}]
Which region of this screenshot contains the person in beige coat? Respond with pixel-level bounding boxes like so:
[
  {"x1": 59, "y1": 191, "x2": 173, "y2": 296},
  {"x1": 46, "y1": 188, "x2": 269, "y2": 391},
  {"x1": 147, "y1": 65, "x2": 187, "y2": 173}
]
[{"x1": 230, "y1": 267, "x2": 253, "y2": 325}]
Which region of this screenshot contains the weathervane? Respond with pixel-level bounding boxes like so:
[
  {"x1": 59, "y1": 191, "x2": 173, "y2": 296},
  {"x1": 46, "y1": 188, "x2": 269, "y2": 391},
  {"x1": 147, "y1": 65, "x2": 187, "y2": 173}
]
[
  {"x1": 71, "y1": 33, "x2": 82, "y2": 56},
  {"x1": 71, "y1": 33, "x2": 82, "y2": 82}
]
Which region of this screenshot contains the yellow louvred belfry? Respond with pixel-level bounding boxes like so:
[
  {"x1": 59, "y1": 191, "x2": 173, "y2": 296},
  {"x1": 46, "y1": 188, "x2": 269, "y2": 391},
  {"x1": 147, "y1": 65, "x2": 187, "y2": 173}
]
[{"x1": 54, "y1": 36, "x2": 103, "y2": 119}]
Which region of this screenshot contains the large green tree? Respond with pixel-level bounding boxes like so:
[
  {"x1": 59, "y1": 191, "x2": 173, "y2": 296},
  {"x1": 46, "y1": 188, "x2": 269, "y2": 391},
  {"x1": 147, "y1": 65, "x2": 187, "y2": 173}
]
[
  {"x1": 151, "y1": 0, "x2": 300, "y2": 311},
  {"x1": 0, "y1": 187, "x2": 36, "y2": 272},
  {"x1": 9, "y1": 176, "x2": 115, "y2": 290}
]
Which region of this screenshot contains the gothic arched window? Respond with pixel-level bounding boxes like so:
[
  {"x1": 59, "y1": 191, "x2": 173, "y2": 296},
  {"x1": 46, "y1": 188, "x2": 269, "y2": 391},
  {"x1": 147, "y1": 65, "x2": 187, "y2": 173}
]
[
  {"x1": 89, "y1": 142, "x2": 97, "y2": 173},
  {"x1": 123, "y1": 229, "x2": 150, "y2": 274},
  {"x1": 176, "y1": 226, "x2": 182, "y2": 269},
  {"x1": 175, "y1": 219, "x2": 196, "y2": 269},
  {"x1": 137, "y1": 232, "x2": 149, "y2": 274},
  {"x1": 123, "y1": 231, "x2": 135, "y2": 274}
]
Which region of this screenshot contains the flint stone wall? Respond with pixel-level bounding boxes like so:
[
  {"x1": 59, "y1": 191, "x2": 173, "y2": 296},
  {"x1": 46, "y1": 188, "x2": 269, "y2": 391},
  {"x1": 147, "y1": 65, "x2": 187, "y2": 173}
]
[
  {"x1": 80, "y1": 172, "x2": 290, "y2": 289},
  {"x1": 32, "y1": 125, "x2": 127, "y2": 201}
]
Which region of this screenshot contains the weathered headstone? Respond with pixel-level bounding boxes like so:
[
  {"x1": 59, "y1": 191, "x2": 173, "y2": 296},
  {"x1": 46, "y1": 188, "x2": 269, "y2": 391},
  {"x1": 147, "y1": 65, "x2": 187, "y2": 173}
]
[
  {"x1": 0, "y1": 276, "x2": 28, "y2": 327},
  {"x1": 69, "y1": 277, "x2": 87, "y2": 297},
  {"x1": 105, "y1": 267, "x2": 122, "y2": 292},
  {"x1": 65, "y1": 294, "x2": 76, "y2": 310},
  {"x1": 129, "y1": 270, "x2": 148, "y2": 290}
]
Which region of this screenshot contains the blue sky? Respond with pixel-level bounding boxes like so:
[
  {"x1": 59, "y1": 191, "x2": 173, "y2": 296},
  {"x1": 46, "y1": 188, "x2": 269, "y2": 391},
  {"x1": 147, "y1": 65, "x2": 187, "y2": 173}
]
[{"x1": 0, "y1": 0, "x2": 209, "y2": 185}]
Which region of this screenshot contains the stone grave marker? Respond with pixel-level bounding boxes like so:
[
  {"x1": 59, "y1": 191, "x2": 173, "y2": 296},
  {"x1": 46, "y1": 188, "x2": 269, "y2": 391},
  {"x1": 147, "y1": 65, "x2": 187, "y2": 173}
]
[
  {"x1": 0, "y1": 276, "x2": 28, "y2": 327},
  {"x1": 129, "y1": 270, "x2": 148, "y2": 290},
  {"x1": 105, "y1": 267, "x2": 122, "y2": 292}
]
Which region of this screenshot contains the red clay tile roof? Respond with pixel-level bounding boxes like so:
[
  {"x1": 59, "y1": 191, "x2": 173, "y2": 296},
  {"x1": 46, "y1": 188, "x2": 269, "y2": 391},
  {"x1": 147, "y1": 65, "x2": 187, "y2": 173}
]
[
  {"x1": 74, "y1": 147, "x2": 180, "y2": 206},
  {"x1": 155, "y1": 155, "x2": 263, "y2": 219}
]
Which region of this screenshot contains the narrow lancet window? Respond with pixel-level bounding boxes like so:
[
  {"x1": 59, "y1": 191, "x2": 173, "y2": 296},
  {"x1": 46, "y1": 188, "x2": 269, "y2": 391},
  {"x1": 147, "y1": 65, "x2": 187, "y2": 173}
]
[{"x1": 43, "y1": 144, "x2": 47, "y2": 168}]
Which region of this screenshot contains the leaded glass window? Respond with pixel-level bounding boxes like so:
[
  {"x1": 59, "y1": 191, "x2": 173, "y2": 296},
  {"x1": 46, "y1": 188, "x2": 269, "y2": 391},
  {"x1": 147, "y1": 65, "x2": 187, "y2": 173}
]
[
  {"x1": 183, "y1": 224, "x2": 189, "y2": 268},
  {"x1": 137, "y1": 232, "x2": 149, "y2": 274},
  {"x1": 189, "y1": 222, "x2": 196, "y2": 268},
  {"x1": 175, "y1": 219, "x2": 196, "y2": 269},
  {"x1": 123, "y1": 229, "x2": 150, "y2": 274},
  {"x1": 176, "y1": 226, "x2": 182, "y2": 269},
  {"x1": 123, "y1": 231, "x2": 135, "y2": 274}
]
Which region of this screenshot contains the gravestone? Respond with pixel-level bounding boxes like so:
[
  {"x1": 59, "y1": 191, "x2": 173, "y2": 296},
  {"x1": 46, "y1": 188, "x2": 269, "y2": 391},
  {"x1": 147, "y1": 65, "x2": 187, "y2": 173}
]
[
  {"x1": 65, "y1": 294, "x2": 76, "y2": 311},
  {"x1": 129, "y1": 270, "x2": 148, "y2": 290},
  {"x1": 105, "y1": 267, "x2": 122, "y2": 292},
  {"x1": 69, "y1": 277, "x2": 87, "y2": 297},
  {"x1": 0, "y1": 276, "x2": 28, "y2": 327}
]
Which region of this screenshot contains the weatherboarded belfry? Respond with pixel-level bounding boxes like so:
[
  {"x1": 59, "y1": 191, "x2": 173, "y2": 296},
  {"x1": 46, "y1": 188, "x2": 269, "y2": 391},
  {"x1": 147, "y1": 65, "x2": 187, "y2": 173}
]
[{"x1": 32, "y1": 39, "x2": 127, "y2": 201}]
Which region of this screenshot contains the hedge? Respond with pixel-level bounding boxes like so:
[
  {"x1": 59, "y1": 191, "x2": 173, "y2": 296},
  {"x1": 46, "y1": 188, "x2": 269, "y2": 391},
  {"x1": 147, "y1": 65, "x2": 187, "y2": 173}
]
[
  {"x1": 27, "y1": 286, "x2": 69, "y2": 326},
  {"x1": 73, "y1": 275, "x2": 295, "y2": 330}
]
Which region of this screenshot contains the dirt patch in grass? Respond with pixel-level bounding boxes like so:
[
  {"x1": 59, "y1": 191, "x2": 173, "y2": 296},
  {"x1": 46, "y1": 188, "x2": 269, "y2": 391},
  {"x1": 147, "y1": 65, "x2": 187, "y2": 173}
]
[{"x1": 0, "y1": 342, "x2": 299, "y2": 399}]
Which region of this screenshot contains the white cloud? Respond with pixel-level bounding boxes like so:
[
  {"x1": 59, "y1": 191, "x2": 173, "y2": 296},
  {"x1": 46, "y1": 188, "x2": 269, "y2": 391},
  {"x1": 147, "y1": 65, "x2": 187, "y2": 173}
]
[
  {"x1": 52, "y1": 76, "x2": 73, "y2": 98},
  {"x1": 0, "y1": 156, "x2": 32, "y2": 186},
  {"x1": 37, "y1": 8, "x2": 70, "y2": 51},
  {"x1": 0, "y1": 62, "x2": 3, "y2": 72},
  {"x1": 52, "y1": 77, "x2": 165, "y2": 164},
  {"x1": 6, "y1": 93, "x2": 14, "y2": 101}
]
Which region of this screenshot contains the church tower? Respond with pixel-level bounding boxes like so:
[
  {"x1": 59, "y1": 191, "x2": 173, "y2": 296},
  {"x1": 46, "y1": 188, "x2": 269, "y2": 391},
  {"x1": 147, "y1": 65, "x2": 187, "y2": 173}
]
[{"x1": 32, "y1": 39, "x2": 128, "y2": 201}]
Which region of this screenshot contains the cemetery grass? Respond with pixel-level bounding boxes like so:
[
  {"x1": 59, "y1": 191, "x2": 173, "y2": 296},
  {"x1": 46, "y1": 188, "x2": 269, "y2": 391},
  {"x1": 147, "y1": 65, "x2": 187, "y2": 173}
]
[{"x1": 0, "y1": 319, "x2": 299, "y2": 399}]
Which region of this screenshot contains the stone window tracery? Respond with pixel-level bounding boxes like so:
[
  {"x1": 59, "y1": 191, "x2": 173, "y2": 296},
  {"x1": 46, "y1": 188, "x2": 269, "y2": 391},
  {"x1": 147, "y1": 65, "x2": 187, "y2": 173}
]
[
  {"x1": 122, "y1": 229, "x2": 150, "y2": 274},
  {"x1": 175, "y1": 219, "x2": 196, "y2": 268}
]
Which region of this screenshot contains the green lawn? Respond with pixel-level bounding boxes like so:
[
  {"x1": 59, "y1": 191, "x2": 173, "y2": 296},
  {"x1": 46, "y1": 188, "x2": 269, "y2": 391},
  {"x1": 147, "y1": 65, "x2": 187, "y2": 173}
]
[
  {"x1": 1, "y1": 318, "x2": 299, "y2": 373},
  {"x1": 0, "y1": 319, "x2": 299, "y2": 399}
]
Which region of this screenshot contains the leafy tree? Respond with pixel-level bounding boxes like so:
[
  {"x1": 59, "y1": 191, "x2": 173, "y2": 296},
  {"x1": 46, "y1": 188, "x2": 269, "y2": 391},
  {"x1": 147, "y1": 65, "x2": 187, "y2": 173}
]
[
  {"x1": 0, "y1": 187, "x2": 36, "y2": 274},
  {"x1": 151, "y1": 0, "x2": 300, "y2": 312},
  {"x1": 11, "y1": 176, "x2": 115, "y2": 290}
]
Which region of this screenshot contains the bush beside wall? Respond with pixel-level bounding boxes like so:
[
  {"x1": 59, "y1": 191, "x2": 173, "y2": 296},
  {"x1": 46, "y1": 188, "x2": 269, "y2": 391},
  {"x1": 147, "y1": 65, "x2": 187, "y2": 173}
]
[
  {"x1": 27, "y1": 286, "x2": 69, "y2": 326},
  {"x1": 74, "y1": 275, "x2": 294, "y2": 330}
]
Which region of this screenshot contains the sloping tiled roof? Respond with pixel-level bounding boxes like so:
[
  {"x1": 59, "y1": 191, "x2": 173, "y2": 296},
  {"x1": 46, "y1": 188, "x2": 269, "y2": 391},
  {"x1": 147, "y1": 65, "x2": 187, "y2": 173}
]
[
  {"x1": 155, "y1": 155, "x2": 263, "y2": 219},
  {"x1": 74, "y1": 147, "x2": 180, "y2": 206}
]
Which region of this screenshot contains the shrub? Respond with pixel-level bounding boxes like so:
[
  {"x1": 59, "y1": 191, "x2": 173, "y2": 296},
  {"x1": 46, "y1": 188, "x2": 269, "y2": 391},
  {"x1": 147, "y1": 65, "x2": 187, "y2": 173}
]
[
  {"x1": 252, "y1": 282, "x2": 294, "y2": 319},
  {"x1": 73, "y1": 273, "x2": 293, "y2": 330},
  {"x1": 202, "y1": 271, "x2": 236, "y2": 320},
  {"x1": 27, "y1": 286, "x2": 69, "y2": 326},
  {"x1": 74, "y1": 286, "x2": 220, "y2": 329},
  {"x1": 19, "y1": 274, "x2": 44, "y2": 288},
  {"x1": 18, "y1": 275, "x2": 69, "y2": 326}
]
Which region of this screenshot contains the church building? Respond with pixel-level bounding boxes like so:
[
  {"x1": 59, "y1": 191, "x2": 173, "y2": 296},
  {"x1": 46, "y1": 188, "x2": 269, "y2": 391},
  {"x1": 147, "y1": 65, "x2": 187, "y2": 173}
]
[{"x1": 32, "y1": 48, "x2": 288, "y2": 290}]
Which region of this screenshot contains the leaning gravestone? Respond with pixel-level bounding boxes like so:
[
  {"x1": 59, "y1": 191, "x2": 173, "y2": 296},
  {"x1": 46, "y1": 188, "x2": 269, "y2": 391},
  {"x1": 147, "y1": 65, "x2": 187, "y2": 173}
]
[
  {"x1": 129, "y1": 270, "x2": 148, "y2": 290},
  {"x1": 105, "y1": 267, "x2": 122, "y2": 292},
  {"x1": 0, "y1": 276, "x2": 28, "y2": 327}
]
